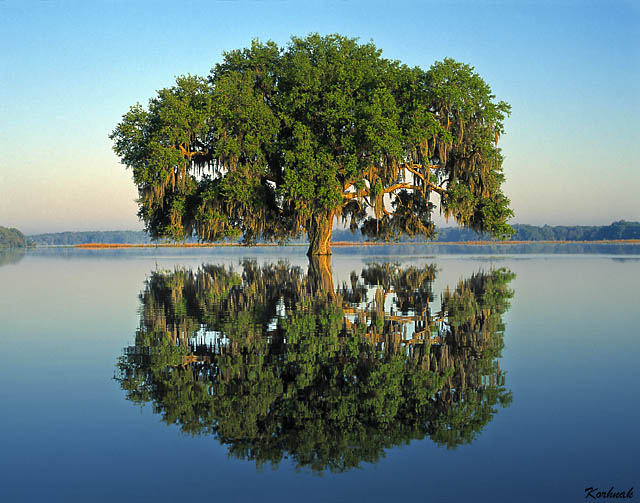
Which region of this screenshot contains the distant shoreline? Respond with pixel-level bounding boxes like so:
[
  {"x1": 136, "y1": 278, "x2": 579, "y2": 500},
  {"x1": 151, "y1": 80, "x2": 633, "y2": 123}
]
[
  {"x1": 24, "y1": 221, "x2": 640, "y2": 246},
  {"x1": 66, "y1": 239, "x2": 640, "y2": 249}
]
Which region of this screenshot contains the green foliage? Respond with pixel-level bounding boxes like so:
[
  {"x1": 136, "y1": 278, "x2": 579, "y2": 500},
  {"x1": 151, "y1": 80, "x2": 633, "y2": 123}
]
[
  {"x1": 0, "y1": 226, "x2": 28, "y2": 248},
  {"x1": 115, "y1": 260, "x2": 515, "y2": 471},
  {"x1": 28, "y1": 230, "x2": 153, "y2": 245},
  {"x1": 510, "y1": 220, "x2": 640, "y2": 241},
  {"x1": 111, "y1": 34, "x2": 513, "y2": 253}
]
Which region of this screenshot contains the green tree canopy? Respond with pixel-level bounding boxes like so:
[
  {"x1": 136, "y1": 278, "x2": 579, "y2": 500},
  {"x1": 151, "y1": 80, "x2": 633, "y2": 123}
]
[
  {"x1": 116, "y1": 260, "x2": 515, "y2": 471},
  {"x1": 0, "y1": 226, "x2": 27, "y2": 248},
  {"x1": 111, "y1": 34, "x2": 512, "y2": 255}
]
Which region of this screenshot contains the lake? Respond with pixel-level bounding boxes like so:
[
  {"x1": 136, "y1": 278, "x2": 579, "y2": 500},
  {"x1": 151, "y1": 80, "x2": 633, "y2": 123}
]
[{"x1": 1, "y1": 245, "x2": 638, "y2": 502}]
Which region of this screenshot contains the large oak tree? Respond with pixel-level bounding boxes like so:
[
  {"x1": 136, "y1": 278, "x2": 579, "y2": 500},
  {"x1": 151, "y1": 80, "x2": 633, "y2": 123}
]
[{"x1": 111, "y1": 34, "x2": 512, "y2": 255}]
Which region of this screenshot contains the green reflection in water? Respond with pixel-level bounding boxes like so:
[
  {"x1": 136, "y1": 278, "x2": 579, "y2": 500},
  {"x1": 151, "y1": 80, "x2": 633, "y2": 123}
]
[
  {"x1": 0, "y1": 247, "x2": 25, "y2": 267},
  {"x1": 116, "y1": 258, "x2": 515, "y2": 472}
]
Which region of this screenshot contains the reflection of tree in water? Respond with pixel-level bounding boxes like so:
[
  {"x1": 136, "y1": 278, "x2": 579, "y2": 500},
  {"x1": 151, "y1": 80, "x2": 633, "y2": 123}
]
[
  {"x1": 116, "y1": 259, "x2": 515, "y2": 472},
  {"x1": 0, "y1": 247, "x2": 25, "y2": 267}
]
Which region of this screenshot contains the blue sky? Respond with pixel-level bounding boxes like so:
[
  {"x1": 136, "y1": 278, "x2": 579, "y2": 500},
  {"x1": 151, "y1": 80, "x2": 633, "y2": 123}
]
[{"x1": 1, "y1": 0, "x2": 638, "y2": 234}]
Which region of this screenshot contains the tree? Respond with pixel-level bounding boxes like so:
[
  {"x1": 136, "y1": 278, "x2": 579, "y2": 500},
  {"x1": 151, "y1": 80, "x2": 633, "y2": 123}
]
[
  {"x1": 111, "y1": 34, "x2": 513, "y2": 255},
  {"x1": 0, "y1": 226, "x2": 27, "y2": 248}
]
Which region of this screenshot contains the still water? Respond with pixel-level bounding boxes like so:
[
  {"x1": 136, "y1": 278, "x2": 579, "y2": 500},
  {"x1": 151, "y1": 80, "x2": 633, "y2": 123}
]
[{"x1": 0, "y1": 246, "x2": 638, "y2": 502}]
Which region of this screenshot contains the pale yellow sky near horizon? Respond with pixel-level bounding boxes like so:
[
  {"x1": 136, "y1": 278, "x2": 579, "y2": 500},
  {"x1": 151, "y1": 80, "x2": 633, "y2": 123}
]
[{"x1": 3, "y1": 135, "x2": 637, "y2": 235}]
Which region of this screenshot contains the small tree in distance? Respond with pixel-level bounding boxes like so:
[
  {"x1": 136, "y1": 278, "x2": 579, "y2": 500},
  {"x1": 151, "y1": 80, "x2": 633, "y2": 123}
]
[{"x1": 111, "y1": 33, "x2": 513, "y2": 255}]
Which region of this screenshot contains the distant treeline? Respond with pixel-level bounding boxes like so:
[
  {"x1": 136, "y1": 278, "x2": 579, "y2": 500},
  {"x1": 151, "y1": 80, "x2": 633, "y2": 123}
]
[
  {"x1": 29, "y1": 230, "x2": 152, "y2": 245},
  {"x1": 334, "y1": 220, "x2": 640, "y2": 242},
  {"x1": 27, "y1": 220, "x2": 640, "y2": 246},
  {"x1": 0, "y1": 226, "x2": 31, "y2": 248},
  {"x1": 509, "y1": 221, "x2": 640, "y2": 241}
]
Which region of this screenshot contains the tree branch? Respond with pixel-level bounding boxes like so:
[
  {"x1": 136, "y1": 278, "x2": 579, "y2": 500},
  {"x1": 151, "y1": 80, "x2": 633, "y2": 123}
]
[
  {"x1": 401, "y1": 162, "x2": 446, "y2": 195},
  {"x1": 404, "y1": 163, "x2": 425, "y2": 182},
  {"x1": 342, "y1": 185, "x2": 370, "y2": 201},
  {"x1": 382, "y1": 183, "x2": 421, "y2": 194},
  {"x1": 177, "y1": 144, "x2": 210, "y2": 160}
]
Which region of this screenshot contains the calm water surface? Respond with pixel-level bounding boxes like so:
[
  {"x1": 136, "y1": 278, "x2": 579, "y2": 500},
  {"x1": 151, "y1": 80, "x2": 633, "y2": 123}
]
[{"x1": 0, "y1": 246, "x2": 638, "y2": 502}]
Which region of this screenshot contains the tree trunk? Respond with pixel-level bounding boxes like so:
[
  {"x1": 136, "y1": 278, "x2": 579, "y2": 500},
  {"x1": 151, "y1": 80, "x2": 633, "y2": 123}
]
[
  {"x1": 307, "y1": 211, "x2": 334, "y2": 256},
  {"x1": 307, "y1": 255, "x2": 335, "y2": 296}
]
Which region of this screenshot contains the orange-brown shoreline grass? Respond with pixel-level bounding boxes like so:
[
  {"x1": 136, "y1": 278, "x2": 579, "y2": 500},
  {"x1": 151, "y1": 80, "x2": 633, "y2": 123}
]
[
  {"x1": 73, "y1": 243, "x2": 274, "y2": 248},
  {"x1": 73, "y1": 239, "x2": 640, "y2": 249},
  {"x1": 332, "y1": 239, "x2": 640, "y2": 246}
]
